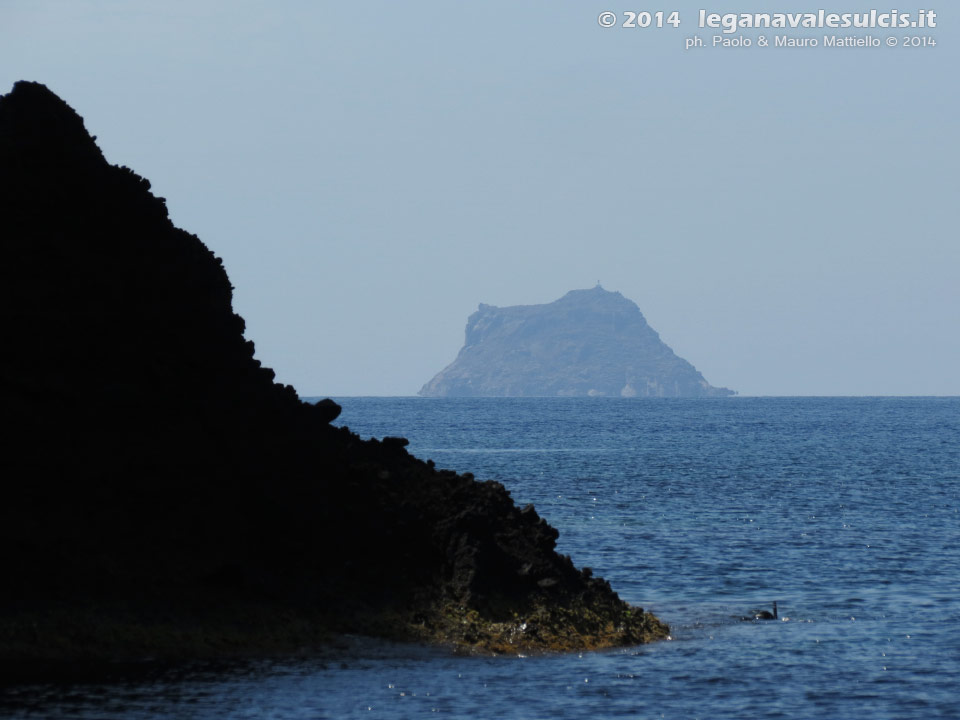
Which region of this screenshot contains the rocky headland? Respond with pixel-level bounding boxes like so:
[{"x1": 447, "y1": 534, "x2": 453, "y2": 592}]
[
  {"x1": 420, "y1": 287, "x2": 735, "y2": 397},
  {"x1": 0, "y1": 82, "x2": 667, "y2": 677}
]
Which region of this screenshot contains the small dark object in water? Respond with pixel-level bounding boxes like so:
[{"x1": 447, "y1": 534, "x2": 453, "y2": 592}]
[{"x1": 742, "y1": 601, "x2": 778, "y2": 621}]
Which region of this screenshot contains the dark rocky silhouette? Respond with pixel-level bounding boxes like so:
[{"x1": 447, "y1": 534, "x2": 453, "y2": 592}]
[
  {"x1": 0, "y1": 81, "x2": 666, "y2": 674},
  {"x1": 420, "y1": 286, "x2": 735, "y2": 397}
]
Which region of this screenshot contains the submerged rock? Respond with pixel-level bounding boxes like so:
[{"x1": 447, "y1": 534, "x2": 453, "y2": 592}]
[
  {"x1": 420, "y1": 286, "x2": 734, "y2": 397},
  {"x1": 0, "y1": 81, "x2": 667, "y2": 672}
]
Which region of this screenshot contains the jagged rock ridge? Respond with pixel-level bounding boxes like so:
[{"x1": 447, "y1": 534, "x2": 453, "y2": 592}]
[
  {"x1": 0, "y1": 82, "x2": 666, "y2": 672},
  {"x1": 420, "y1": 286, "x2": 734, "y2": 397}
]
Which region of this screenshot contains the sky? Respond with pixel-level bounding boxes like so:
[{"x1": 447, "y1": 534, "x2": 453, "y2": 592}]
[{"x1": 1, "y1": 1, "x2": 956, "y2": 396}]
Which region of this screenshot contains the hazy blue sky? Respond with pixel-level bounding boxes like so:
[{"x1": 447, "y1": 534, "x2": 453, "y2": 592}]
[{"x1": 2, "y1": 1, "x2": 956, "y2": 395}]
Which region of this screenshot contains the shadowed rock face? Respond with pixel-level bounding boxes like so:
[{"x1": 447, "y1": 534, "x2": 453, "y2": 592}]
[
  {"x1": 420, "y1": 287, "x2": 735, "y2": 397},
  {"x1": 0, "y1": 82, "x2": 666, "y2": 670}
]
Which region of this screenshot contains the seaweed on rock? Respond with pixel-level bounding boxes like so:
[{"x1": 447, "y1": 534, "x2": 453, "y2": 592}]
[{"x1": 0, "y1": 81, "x2": 667, "y2": 672}]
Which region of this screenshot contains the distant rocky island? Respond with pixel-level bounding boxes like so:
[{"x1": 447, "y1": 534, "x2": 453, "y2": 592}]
[
  {"x1": 420, "y1": 286, "x2": 735, "y2": 397},
  {"x1": 0, "y1": 82, "x2": 666, "y2": 677}
]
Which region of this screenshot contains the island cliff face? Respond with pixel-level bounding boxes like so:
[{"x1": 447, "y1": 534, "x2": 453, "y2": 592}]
[
  {"x1": 0, "y1": 82, "x2": 666, "y2": 673},
  {"x1": 420, "y1": 287, "x2": 734, "y2": 397}
]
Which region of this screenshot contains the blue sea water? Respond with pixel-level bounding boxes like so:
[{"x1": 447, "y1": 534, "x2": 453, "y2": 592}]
[{"x1": 5, "y1": 397, "x2": 960, "y2": 719}]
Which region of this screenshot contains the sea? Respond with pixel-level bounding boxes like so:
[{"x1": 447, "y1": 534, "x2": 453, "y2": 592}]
[{"x1": 4, "y1": 397, "x2": 959, "y2": 719}]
